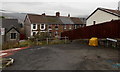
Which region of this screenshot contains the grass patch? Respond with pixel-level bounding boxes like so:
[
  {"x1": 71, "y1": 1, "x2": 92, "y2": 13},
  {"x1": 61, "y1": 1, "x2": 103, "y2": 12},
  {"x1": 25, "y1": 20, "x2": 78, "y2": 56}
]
[
  {"x1": 2, "y1": 42, "x2": 19, "y2": 50},
  {"x1": 2, "y1": 39, "x2": 71, "y2": 50},
  {"x1": 19, "y1": 40, "x2": 34, "y2": 47}
]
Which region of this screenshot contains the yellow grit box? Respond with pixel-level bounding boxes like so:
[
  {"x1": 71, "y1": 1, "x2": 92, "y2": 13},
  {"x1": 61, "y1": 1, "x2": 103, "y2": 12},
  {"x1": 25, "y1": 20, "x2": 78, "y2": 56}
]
[{"x1": 89, "y1": 37, "x2": 98, "y2": 46}]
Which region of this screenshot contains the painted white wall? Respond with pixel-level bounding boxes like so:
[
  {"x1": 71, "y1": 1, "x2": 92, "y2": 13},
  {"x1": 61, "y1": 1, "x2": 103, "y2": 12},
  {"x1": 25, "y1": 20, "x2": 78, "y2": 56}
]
[{"x1": 86, "y1": 9, "x2": 119, "y2": 26}]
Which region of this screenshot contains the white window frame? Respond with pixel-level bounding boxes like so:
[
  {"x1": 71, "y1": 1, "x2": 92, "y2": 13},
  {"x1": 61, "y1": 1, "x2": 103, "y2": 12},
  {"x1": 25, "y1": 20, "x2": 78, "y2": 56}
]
[
  {"x1": 31, "y1": 31, "x2": 38, "y2": 36},
  {"x1": 31, "y1": 24, "x2": 37, "y2": 30},
  {"x1": 40, "y1": 24, "x2": 46, "y2": 30}
]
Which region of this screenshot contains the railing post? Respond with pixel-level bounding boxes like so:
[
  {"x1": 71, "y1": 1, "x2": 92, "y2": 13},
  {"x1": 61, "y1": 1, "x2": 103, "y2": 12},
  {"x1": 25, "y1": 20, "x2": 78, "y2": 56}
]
[
  {"x1": 46, "y1": 38, "x2": 49, "y2": 44},
  {"x1": 65, "y1": 36, "x2": 67, "y2": 44}
]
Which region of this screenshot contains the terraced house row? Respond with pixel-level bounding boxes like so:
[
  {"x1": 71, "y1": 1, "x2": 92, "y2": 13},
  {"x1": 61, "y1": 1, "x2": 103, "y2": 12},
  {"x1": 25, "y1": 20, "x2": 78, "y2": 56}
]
[{"x1": 24, "y1": 12, "x2": 85, "y2": 38}]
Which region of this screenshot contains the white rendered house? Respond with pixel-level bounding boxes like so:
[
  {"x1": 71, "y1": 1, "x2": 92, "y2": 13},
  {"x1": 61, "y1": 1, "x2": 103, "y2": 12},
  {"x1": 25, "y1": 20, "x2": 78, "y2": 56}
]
[{"x1": 86, "y1": 8, "x2": 120, "y2": 26}]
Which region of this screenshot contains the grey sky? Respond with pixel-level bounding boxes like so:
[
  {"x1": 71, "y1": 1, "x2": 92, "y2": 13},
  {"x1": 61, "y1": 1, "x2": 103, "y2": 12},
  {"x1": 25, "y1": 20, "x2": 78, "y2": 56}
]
[{"x1": 0, "y1": 0, "x2": 120, "y2": 17}]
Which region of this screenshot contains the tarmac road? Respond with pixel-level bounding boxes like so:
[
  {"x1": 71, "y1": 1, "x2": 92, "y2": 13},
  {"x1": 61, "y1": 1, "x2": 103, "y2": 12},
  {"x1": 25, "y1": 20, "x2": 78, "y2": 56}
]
[{"x1": 3, "y1": 41, "x2": 119, "y2": 70}]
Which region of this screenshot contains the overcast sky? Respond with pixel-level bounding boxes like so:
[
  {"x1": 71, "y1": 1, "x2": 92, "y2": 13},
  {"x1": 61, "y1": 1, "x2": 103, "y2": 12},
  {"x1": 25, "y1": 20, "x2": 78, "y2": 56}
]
[{"x1": 0, "y1": 0, "x2": 120, "y2": 17}]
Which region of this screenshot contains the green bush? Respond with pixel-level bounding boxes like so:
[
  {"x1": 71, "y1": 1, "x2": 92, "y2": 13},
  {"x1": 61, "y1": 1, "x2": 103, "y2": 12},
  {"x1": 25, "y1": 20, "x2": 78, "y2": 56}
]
[{"x1": 19, "y1": 40, "x2": 34, "y2": 47}]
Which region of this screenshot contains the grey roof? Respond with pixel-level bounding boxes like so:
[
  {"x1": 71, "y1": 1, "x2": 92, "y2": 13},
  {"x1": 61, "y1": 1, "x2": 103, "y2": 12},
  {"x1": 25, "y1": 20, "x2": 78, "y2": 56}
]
[
  {"x1": 46, "y1": 16, "x2": 63, "y2": 24},
  {"x1": 6, "y1": 26, "x2": 20, "y2": 33},
  {"x1": 59, "y1": 17, "x2": 74, "y2": 24},
  {"x1": 1, "y1": 18, "x2": 20, "y2": 33},
  {"x1": 26, "y1": 14, "x2": 83, "y2": 24},
  {"x1": 1, "y1": 12, "x2": 26, "y2": 23}
]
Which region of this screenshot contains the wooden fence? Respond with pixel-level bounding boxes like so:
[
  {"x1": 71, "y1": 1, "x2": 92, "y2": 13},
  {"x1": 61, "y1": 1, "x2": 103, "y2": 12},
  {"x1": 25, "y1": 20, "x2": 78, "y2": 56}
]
[{"x1": 61, "y1": 20, "x2": 120, "y2": 40}]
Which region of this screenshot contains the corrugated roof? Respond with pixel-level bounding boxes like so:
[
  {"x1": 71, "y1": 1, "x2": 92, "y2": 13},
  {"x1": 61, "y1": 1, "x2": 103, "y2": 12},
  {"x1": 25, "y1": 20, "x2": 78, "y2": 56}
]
[{"x1": 59, "y1": 17, "x2": 74, "y2": 24}]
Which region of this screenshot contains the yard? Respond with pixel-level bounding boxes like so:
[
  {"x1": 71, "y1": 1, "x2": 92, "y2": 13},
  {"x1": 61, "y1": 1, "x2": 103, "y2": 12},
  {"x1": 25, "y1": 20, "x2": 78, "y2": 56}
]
[{"x1": 2, "y1": 40, "x2": 120, "y2": 70}]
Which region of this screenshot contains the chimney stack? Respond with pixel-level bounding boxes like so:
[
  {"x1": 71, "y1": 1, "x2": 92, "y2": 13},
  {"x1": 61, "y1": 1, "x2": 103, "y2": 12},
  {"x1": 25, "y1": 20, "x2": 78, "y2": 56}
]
[
  {"x1": 56, "y1": 12, "x2": 60, "y2": 17},
  {"x1": 42, "y1": 13, "x2": 46, "y2": 16},
  {"x1": 68, "y1": 14, "x2": 70, "y2": 17}
]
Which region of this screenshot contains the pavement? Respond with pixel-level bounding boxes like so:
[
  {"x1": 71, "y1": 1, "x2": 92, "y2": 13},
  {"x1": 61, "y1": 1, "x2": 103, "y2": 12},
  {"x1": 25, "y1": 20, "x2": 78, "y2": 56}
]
[{"x1": 1, "y1": 41, "x2": 120, "y2": 70}]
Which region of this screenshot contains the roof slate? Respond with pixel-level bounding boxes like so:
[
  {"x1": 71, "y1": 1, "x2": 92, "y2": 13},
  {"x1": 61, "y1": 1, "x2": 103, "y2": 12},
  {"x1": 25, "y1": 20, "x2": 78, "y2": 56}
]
[
  {"x1": 27, "y1": 14, "x2": 47, "y2": 23},
  {"x1": 70, "y1": 17, "x2": 83, "y2": 24},
  {"x1": 26, "y1": 14, "x2": 83, "y2": 24},
  {"x1": 46, "y1": 16, "x2": 63, "y2": 24},
  {"x1": 59, "y1": 17, "x2": 74, "y2": 24},
  {"x1": 1, "y1": 18, "x2": 20, "y2": 32}
]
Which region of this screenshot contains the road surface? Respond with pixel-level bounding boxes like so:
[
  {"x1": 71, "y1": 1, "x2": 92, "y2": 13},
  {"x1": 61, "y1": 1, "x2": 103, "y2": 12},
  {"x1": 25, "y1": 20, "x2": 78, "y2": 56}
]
[{"x1": 3, "y1": 41, "x2": 119, "y2": 70}]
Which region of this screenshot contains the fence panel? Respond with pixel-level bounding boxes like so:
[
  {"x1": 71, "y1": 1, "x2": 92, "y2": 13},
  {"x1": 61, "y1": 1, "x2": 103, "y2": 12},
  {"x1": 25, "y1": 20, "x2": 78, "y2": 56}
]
[{"x1": 61, "y1": 20, "x2": 120, "y2": 40}]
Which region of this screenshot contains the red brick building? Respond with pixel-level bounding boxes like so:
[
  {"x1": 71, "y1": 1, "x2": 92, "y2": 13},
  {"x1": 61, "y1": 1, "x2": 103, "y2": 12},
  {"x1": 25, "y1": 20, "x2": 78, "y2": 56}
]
[{"x1": 24, "y1": 12, "x2": 85, "y2": 38}]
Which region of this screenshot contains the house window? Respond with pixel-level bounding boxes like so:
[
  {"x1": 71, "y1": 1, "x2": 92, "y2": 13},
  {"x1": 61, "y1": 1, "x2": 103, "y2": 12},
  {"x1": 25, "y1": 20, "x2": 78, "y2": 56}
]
[
  {"x1": 31, "y1": 31, "x2": 38, "y2": 36},
  {"x1": 55, "y1": 31, "x2": 58, "y2": 36},
  {"x1": 40, "y1": 24, "x2": 45, "y2": 30},
  {"x1": 64, "y1": 24, "x2": 66, "y2": 29},
  {"x1": 49, "y1": 32, "x2": 52, "y2": 36},
  {"x1": 93, "y1": 21, "x2": 96, "y2": 25},
  {"x1": 49, "y1": 25, "x2": 52, "y2": 28},
  {"x1": 33, "y1": 32, "x2": 36, "y2": 36},
  {"x1": 33, "y1": 24, "x2": 37, "y2": 30},
  {"x1": 79, "y1": 25, "x2": 82, "y2": 27},
  {"x1": 55, "y1": 24, "x2": 59, "y2": 30},
  {"x1": 48, "y1": 25, "x2": 52, "y2": 31},
  {"x1": 11, "y1": 33, "x2": 17, "y2": 39},
  {"x1": 69, "y1": 25, "x2": 72, "y2": 30},
  {"x1": 74, "y1": 25, "x2": 77, "y2": 29}
]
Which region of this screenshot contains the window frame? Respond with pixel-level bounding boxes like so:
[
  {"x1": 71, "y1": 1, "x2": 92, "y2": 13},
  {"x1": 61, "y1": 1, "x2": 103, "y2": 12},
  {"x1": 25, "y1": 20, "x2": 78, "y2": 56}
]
[
  {"x1": 10, "y1": 33, "x2": 17, "y2": 39},
  {"x1": 31, "y1": 31, "x2": 38, "y2": 36},
  {"x1": 32, "y1": 24, "x2": 37, "y2": 30},
  {"x1": 40, "y1": 24, "x2": 46, "y2": 30}
]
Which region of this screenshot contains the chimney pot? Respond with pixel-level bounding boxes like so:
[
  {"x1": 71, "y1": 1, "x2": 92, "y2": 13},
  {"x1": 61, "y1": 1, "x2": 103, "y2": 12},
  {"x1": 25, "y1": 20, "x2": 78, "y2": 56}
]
[
  {"x1": 56, "y1": 12, "x2": 60, "y2": 17},
  {"x1": 42, "y1": 13, "x2": 46, "y2": 16},
  {"x1": 68, "y1": 14, "x2": 70, "y2": 17}
]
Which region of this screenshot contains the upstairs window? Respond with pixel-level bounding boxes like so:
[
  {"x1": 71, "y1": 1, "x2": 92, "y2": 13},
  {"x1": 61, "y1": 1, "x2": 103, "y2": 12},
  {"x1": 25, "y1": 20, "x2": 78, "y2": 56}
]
[
  {"x1": 55, "y1": 24, "x2": 59, "y2": 30},
  {"x1": 93, "y1": 21, "x2": 96, "y2": 25},
  {"x1": 32, "y1": 24, "x2": 37, "y2": 30},
  {"x1": 40, "y1": 24, "x2": 45, "y2": 30},
  {"x1": 11, "y1": 33, "x2": 17, "y2": 39}
]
